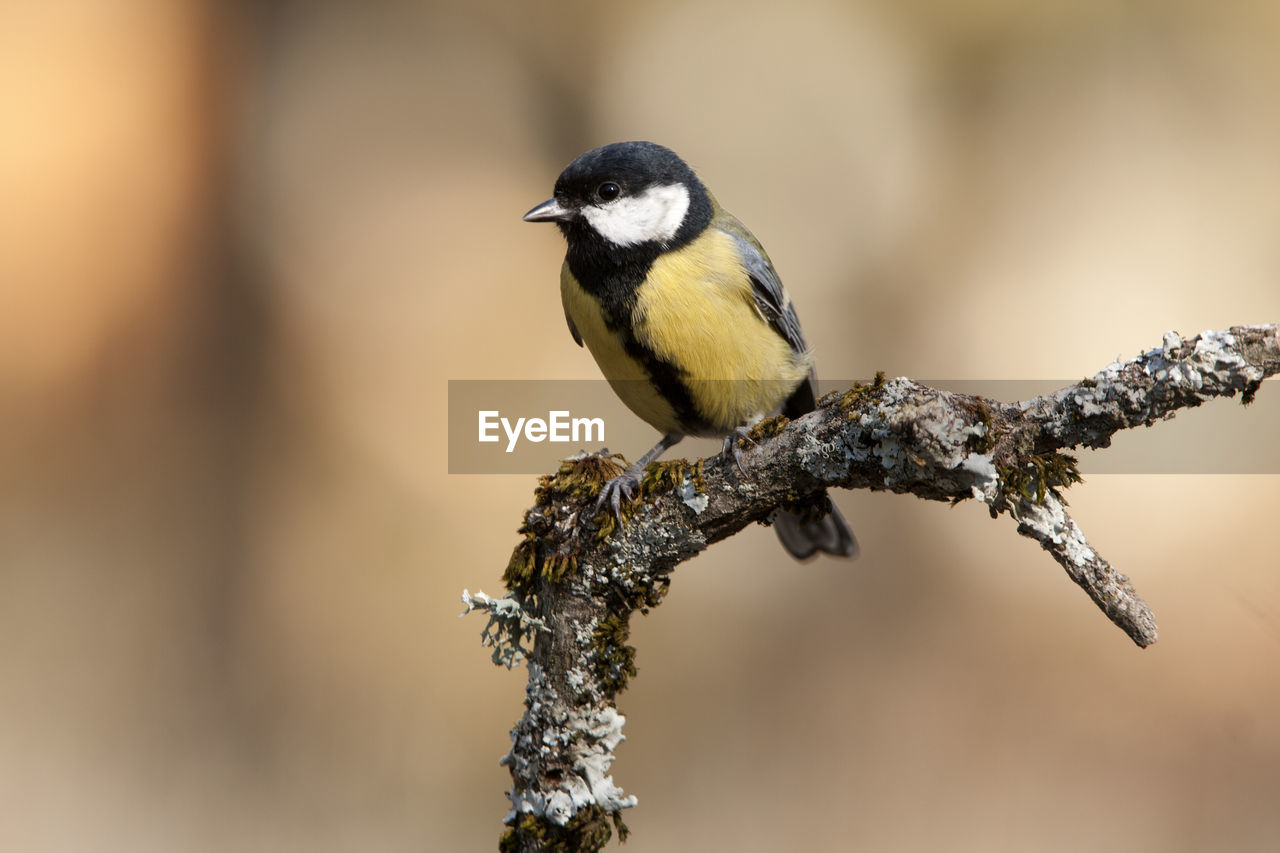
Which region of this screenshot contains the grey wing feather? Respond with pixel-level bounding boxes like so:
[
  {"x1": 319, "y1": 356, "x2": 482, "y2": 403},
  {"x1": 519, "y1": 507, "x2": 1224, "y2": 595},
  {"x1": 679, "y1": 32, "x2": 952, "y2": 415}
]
[
  {"x1": 718, "y1": 216, "x2": 819, "y2": 415},
  {"x1": 722, "y1": 228, "x2": 809, "y2": 357}
]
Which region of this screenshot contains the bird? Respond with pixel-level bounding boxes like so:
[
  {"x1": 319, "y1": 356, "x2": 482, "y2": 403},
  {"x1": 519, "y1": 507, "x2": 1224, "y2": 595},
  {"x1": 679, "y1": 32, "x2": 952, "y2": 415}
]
[{"x1": 523, "y1": 141, "x2": 857, "y2": 560}]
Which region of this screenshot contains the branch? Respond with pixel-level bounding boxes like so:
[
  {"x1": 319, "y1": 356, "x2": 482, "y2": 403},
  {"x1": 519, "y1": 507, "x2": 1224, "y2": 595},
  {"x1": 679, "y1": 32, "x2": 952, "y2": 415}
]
[{"x1": 472, "y1": 324, "x2": 1278, "y2": 852}]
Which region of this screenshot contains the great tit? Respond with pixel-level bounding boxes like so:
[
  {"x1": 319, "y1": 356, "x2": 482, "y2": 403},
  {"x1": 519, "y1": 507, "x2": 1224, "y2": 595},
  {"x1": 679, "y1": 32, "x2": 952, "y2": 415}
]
[{"x1": 524, "y1": 141, "x2": 857, "y2": 560}]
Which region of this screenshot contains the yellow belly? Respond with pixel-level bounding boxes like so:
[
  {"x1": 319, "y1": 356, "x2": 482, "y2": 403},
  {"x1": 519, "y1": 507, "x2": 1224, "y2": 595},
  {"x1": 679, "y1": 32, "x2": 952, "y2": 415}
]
[{"x1": 560, "y1": 229, "x2": 811, "y2": 436}]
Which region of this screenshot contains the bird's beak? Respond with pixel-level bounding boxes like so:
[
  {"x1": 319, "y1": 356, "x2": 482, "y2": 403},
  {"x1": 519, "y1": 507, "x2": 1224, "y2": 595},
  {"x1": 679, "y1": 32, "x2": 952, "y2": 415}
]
[{"x1": 523, "y1": 197, "x2": 574, "y2": 223}]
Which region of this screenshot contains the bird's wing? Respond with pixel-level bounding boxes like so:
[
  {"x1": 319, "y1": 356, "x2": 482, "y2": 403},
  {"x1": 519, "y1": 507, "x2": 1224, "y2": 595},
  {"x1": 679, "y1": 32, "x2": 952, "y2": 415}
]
[
  {"x1": 715, "y1": 213, "x2": 809, "y2": 357},
  {"x1": 716, "y1": 211, "x2": 819, "y2": 417}
]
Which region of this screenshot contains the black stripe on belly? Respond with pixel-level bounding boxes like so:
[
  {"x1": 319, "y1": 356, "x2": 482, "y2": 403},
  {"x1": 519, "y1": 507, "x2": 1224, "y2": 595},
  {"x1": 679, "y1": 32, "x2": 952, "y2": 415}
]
[
  {"x1": 566, "y1": 232, "x2": 708, "y2": 434},
  {"x1": 620, "y1": 335, "x2": 703, "y2": 432}
]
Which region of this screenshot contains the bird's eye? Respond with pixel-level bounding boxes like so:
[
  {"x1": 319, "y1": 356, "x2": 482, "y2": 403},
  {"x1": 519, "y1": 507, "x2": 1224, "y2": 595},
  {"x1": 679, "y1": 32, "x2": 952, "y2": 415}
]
[{"x1": 596, "y1": 182, "x2": 621, "y2": 202}]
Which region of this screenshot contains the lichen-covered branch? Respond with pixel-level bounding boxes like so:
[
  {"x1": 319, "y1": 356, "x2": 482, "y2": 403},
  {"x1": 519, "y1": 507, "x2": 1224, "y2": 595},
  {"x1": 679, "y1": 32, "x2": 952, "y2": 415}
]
[
  {"x1": 472, "y1": 324, "x2": 1278, "y2": 852},
  {"x1": 1007, "y1": 494, "x2": 1158, "y2": 646}
]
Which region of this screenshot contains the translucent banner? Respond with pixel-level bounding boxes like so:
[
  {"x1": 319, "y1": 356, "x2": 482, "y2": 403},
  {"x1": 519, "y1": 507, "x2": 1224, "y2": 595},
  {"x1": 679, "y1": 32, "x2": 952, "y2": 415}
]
[{"x1": 447, "y1": 379, "x2": 1279, "y2": 475}]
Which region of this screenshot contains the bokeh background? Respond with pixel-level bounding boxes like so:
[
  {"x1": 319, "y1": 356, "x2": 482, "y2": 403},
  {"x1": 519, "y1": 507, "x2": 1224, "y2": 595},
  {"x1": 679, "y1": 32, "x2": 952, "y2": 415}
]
[{"x1": 2, "y1": 1, "x2": 1278, "y2": 850}]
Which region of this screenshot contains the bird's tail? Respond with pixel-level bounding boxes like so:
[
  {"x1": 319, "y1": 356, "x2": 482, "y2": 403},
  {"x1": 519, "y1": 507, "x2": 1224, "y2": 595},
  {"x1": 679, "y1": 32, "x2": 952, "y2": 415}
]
[{"x1": 774, "y1": 496, "x2": 859, "y2": 561}]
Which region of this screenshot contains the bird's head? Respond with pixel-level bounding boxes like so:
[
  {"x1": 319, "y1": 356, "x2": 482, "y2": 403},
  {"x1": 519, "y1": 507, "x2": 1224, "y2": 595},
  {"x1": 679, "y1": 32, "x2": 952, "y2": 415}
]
[{"x1": 524, "y1": 141, "x2": 712, "y2": 250}]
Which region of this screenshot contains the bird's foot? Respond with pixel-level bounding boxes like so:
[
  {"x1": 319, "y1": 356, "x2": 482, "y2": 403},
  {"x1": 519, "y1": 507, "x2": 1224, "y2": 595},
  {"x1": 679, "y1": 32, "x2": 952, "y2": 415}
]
[
  {"x1": 721, "y1": 426, "x2": 754, "y2": 474},
  {"x1": 593, "y1": 463, "x2": 644, "y2": 524}
]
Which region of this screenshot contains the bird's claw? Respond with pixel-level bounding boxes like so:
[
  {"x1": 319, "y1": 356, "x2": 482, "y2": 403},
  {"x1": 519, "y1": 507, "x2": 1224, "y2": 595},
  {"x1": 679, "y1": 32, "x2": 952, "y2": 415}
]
[
  {"x1": 721, "y1": 426, "x2": 753, "y2": 475},
  {"x1": 594, "y1": 470, "x2": 642, "y2": 524}
]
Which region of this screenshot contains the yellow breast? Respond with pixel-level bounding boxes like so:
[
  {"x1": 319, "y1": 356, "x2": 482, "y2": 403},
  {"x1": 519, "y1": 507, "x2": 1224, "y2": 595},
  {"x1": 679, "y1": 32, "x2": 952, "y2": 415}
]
[
  {"x1": 561, "y1": 229, "x2": 811, "y2": 437},
  {"x1": 561, "y1": 263, "x2": 684, "y2": 434}
]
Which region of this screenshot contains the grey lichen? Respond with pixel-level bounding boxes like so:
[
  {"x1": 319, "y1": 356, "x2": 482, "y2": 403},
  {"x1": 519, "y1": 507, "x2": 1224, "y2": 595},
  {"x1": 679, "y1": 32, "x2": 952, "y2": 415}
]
[
  {"x1": 1009, "y1": 492, "x2": 1158, "y2": 647},
  {"x1": 459, "y1": 589, "x2": 549, "y2": 669},
  {"x1": 1027, "y1": 326, "x2": 1277, "y2": 449},
  {"x1": 680, "y1": 474, "x2": 709, "y2": 514},
  {"x1": 503, "y1": 664, "x2": 638, "y2": 828}
]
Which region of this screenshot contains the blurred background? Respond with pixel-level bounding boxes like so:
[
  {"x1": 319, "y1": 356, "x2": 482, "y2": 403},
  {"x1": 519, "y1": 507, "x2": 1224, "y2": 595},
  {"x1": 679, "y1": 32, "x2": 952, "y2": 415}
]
[{"x1": 2, "y1": 0, "x2": 1278, "y2": 850}]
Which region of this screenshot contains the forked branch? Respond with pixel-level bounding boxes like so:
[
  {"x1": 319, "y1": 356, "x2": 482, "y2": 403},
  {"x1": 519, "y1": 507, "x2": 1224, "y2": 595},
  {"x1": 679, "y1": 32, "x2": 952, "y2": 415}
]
[{"x1": 468, "y1": 324, "x2": 1278, "y2": 852}]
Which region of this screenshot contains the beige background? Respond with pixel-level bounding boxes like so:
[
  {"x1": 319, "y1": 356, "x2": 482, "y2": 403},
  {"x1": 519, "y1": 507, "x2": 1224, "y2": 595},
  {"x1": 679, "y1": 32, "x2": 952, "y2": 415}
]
[{"x1": 2, "y1": 1, "x2": 1278, "y2": 850}]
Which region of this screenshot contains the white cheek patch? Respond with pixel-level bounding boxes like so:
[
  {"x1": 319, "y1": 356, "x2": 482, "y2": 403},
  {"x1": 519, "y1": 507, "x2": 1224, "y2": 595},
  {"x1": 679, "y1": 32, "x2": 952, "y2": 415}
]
[{"x1": 581, "y1": 183, "x2": 691, "y2": 247}]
